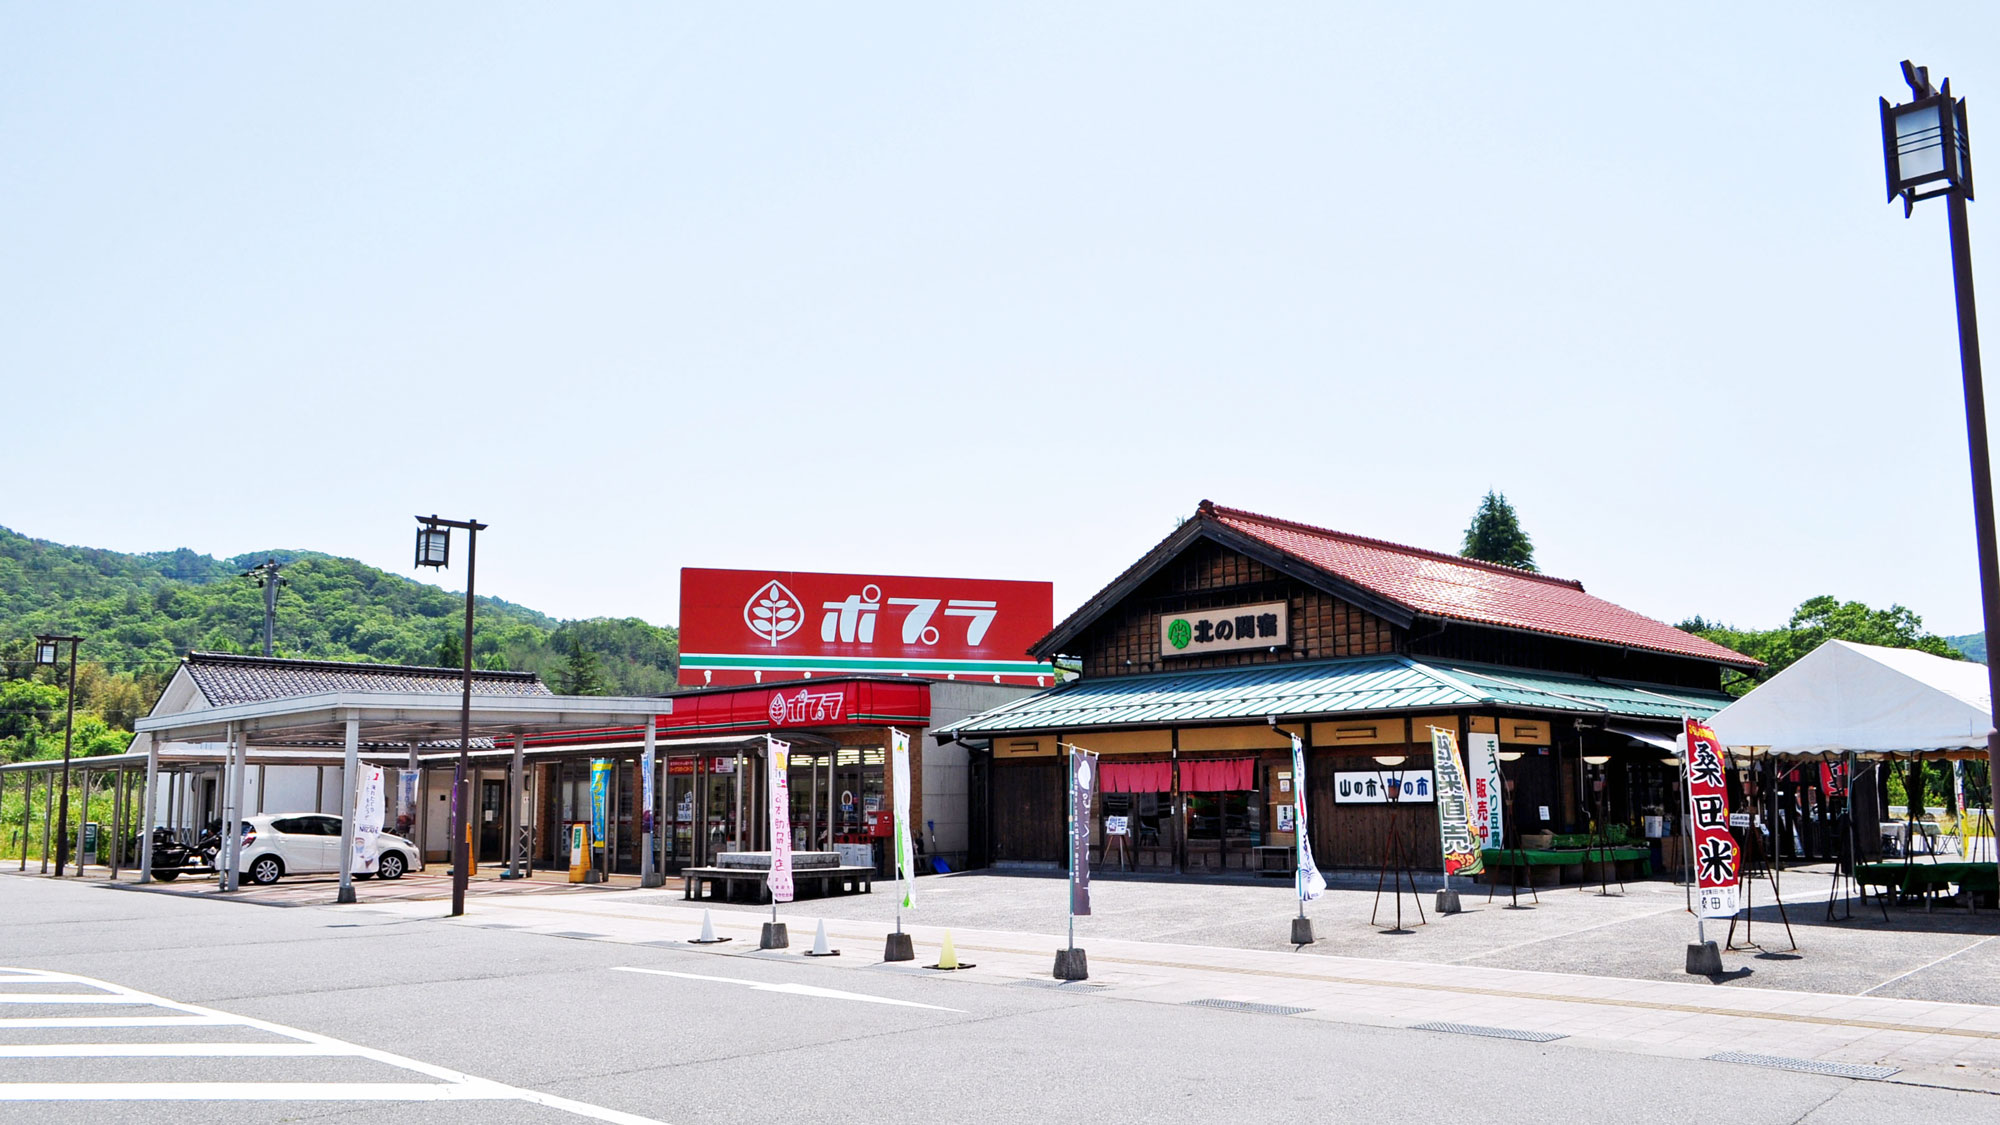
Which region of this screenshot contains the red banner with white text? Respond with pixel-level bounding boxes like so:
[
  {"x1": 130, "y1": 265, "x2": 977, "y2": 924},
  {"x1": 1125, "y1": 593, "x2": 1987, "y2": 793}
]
[{"x1": 1684, "y1": 718, "x2": 1740, "y2": 919}]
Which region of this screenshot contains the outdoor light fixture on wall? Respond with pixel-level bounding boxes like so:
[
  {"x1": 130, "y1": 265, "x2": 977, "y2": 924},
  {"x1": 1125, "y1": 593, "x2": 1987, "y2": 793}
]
[{"x1": 1372, "y1": 754, "x2": 1407, "y2": 767}]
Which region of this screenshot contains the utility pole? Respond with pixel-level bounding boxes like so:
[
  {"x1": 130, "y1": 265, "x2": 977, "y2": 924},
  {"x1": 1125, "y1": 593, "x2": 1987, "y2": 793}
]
[{"x1": 242, "y1": 559, "x2": 286, "y2": 657}]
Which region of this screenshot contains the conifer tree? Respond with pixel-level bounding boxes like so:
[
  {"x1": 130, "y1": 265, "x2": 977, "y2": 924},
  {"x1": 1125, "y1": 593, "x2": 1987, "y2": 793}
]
[{"x1": 1461, "y1": 490, "x2": 1537, "y2": 571}]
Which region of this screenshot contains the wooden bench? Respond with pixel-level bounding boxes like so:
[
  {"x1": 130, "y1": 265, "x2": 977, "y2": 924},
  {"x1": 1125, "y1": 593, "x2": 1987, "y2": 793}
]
[{"x1": 681, "y1": 865, "x2": 876, "y2": 903}]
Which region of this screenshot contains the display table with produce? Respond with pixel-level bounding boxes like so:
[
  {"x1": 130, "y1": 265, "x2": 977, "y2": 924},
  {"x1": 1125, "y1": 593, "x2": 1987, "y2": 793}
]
[{"x1": 1478, "y1": 841, "x2": 1653, "y2": 887}]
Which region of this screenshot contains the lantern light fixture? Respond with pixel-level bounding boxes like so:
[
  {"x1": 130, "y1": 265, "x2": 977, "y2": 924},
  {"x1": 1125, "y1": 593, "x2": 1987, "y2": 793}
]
[
  {"x1": 1660, "y1": 756, "x2": 1682, "y2": 767},
  {"x1": 1496, "y1": 750, "x2": 1525, "y2": 762},
  {"x1": 34, "y1": 638, "x2": 58, "y2": 666},
  {"x1": 414, "y1": 519, "x2": 451, "y2": 569},
  {"x1": 1882, "y1": 62, "x2": 1973, "y2": 216},
  {"x1": 1372, "y1": 754, "x2": 1406, "y2": 767},
  {"x1": 1583, "y1": 754, "x2": 1612, "y2": 766}
]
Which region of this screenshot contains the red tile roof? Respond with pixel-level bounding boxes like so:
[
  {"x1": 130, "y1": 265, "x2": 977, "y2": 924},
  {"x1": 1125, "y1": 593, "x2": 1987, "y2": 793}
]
[{"x1": 1204, "y1": 502, "x2": 1760, "y2": 669}]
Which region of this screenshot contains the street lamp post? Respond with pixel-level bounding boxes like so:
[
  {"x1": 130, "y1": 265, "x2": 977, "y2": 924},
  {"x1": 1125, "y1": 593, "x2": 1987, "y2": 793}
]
[
  {"x1": 35, "y1": 635, "x2": 81, "y2": 877},
  {"x1": 1882, "y1": 61, "x2": 2000, "y2": 888},
  {"x1": 414, "y1": 514, "x2": 486, "y2": 918}
]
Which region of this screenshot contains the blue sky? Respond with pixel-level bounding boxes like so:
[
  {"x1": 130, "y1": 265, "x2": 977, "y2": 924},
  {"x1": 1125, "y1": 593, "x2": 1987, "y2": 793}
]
[{"x1": 5, "y1": 4, "x2": 1998, "y2": 637}]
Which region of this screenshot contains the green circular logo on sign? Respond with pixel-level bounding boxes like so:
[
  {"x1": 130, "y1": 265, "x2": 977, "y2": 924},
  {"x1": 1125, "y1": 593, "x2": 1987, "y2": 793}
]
[{"x1": 1167, "y1": 618, "x2": 1193, "y2": 649}]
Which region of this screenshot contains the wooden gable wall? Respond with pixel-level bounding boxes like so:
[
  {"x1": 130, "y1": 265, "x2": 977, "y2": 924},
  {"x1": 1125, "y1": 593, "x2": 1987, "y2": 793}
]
[{"x1": 1077, "y1": 539, "x2": 1400, "y2": 678}]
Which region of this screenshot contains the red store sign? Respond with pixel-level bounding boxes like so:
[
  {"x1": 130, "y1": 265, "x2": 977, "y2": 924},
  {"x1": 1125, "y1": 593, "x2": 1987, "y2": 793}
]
[{"x1": 678, "y1": 568, "x2": 1054, "y2": 687}]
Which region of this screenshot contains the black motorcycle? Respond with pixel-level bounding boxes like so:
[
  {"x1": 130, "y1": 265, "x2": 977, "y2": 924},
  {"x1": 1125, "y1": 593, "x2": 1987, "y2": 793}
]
[{"x1": 129, "y1": 826, "x2": 196, "y2": 881}]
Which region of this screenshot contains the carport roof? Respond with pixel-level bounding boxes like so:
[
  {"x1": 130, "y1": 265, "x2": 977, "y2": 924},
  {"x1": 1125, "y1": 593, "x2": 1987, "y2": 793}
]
[{"x1": 134, "y1": 690, "x2": 670, "y2": 749}]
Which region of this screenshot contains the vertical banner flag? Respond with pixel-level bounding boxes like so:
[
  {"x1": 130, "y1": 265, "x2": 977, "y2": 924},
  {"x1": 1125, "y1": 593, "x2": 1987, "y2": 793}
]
[
  {"x1": 890, "y1": 728, "x2": 917, "y2": 910},
  {"x1": 641, "y1": 750, "x2": 656, "y2": 839},
  {"x1": 1290, "y1": 734, "x2": 1325, "y2": 901},
  {"x1": 1069, "y1": 746, "x2": 1098, "y2": 917},
  {"x1": 767, "y1": 736, "x2": 794, "y2": 904},
  {"x1": 353, "y1": 764, "x2": 385, "y2": 874},
  {"x1": 1684, "y1": 718, "x2": 1740, "y2": 918},
  {"x1": 395, "y1": 770, "x2": 419, "y2": 840},
  {"x1": 1468, "y1": 731, "x2": 1504, "y2": 849},
  {"x1": 589, "y1": 759, "x2": 612, "y2": 853},
  {"x1": 1430, "y1": 728, "x2": 1485, "y2": 877}
]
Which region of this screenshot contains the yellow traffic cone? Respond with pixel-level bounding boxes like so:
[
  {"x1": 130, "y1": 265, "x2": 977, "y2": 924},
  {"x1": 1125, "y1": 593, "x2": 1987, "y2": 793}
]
[{"x1": 928, "y1": 929, "x2": 974, "y2": 970}]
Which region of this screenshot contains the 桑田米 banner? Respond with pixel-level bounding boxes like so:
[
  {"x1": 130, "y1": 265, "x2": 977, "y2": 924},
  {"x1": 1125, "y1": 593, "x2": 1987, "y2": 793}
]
[
  {"x1": 1684, "y1": 718, "x2": 1740, "y2": 918},
  {"x1": 1430, "y1": 728, "x2": 1484, "y2": 878}
]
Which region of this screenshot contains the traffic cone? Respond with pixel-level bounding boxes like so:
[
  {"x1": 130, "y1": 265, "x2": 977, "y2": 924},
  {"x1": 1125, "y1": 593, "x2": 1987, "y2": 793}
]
[
  {"x1": 804, "y1": 919, "x2": 840, "y2": 957},
  {"x1": 928, "y1": 929, "x2": 974, "y2": 970},
  {"x1": 688, "y1": 909, "x2": 731, "y2": 944}
]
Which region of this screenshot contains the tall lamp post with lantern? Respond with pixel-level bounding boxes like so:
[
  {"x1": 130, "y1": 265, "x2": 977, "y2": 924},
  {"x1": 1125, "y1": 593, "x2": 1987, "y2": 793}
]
[
  {"x1": 34, "y1": 635, "x2": 81, "y2": 876},
  {"x1": 414, "y1": 514, "x2": 486, "y2": 918},
  {"x1": 1882, "y1": 61, "x2": 2000, "y2": 887}
]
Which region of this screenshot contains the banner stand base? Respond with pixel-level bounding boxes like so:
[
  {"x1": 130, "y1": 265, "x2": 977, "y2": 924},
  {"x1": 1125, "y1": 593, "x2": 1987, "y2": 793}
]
[
  {"x1": 336, "y1": 886, "x2": 357, "y2": 905},
  {"x1": 759, "y1": 923, "x2": 789, "y2": 950},
  {"x1": 1053, "y1": 947, "x2": 1089, "y2": 981},
  {"x1": 640, "y1": 873, "x2": 663, "y2": 888},
  {"x1": 583, "y1": 870, "x2": 604, "y2": 884},
  {"x1": 1290, "y1": 917, "x2": 1315, "y2": 945},
  {"x1": 1435, "y1": 890, "x2": 1463, "y2": 915},
  {"x1": 883, "y1": 932, "x2": 915, "y2": 962},
  {"x1": 1685, "y1": 941, "x2": 1723, "y2": 975}
]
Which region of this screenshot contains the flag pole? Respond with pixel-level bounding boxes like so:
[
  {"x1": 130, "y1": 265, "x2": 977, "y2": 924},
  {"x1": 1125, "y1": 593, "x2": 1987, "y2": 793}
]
[{"x1": 1065, "y1": 742, "x2": 1075, "y2": 953}]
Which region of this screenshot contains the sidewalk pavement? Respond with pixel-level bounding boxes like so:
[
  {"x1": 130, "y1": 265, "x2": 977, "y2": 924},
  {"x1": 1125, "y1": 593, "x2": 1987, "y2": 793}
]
[{"x1": 362, "y1": 888, "x2": 2000, "y2": 1097}]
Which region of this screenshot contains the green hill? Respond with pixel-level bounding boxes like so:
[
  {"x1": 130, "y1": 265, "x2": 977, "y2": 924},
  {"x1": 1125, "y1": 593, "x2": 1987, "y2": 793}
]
[
  {"x1": 0, "y1": 524, "x2": 678, "y2": 766},
  {"x1": 1946, "y1": 633, "x2": 1987, "y2": 663}
]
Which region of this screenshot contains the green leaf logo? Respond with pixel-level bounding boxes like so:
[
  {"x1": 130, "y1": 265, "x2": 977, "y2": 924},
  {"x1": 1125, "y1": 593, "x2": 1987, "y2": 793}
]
[{"x1": 1167, "y1": 618, "x2": 1192, "y2": 649}]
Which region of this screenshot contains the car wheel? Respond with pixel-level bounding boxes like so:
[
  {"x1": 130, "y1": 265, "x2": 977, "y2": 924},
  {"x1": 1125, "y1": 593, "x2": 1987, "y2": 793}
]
[
  {"x1": 377, "y1": 852, "x2": 406, "y2": 880},
  {"x1": 154, "y1": 869, "x2": 180, "y2": 882},
  {"x1": 248, "y1": 856, "x2": 283, "y2": 885}
]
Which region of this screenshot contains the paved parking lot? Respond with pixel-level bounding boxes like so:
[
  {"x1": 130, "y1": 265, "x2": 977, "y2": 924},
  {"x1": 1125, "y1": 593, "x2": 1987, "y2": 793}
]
[{"x1": 679, "y1": 866, "x2": 2000, "y2": 1004}]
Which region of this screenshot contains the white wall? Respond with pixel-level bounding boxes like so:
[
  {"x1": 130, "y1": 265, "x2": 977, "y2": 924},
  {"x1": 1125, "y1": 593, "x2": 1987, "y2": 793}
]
[{"x1": 923, "y1": 681, "x2": 1040, "y2": 856}]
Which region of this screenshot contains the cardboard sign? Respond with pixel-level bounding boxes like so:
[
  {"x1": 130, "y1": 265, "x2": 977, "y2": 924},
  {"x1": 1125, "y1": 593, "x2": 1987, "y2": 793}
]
[
  {"x1": 1105, "y1": 815, "x2": 1131, "y2": 837},
  {"x1": 1684, "y1": 718, "x2": 1741, "y2": 918}
]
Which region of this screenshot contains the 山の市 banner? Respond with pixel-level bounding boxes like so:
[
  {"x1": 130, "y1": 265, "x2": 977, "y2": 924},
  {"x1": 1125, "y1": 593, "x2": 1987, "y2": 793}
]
[
  {"x1": 891, "y1": 728, "x2": 917, "y2": 910},
  {"x1": 1069, "y1": 746, "x2": 1098, "y2": 917},
  {"x1": 767, "y1": 736, "x2": 794, "y2": 904},
  {"x1": 1430, "y1": 727, "x2": 1484, "y2": 878},
  {"x1": 1684, "y1": 718, "x2": 1740, "y2": 919},
  {"x1": 1290, "y1": 734, "x2": 1325, "y2": 902}
]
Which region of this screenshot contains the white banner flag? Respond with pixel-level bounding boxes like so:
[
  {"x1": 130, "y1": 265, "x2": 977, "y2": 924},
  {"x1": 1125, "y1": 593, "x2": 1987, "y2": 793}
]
[
  {"x1": 353, "y1": 764, "x2": 384, "y2": 874},
  {"x1": 891, "y1": 728, "x2": 917, "y2": 910},
  {"x1": 1291, "y1": 734, "x2": 1325, "y2": 902},
  {"x1": 768, "y1": 736, "x2": 794, "y2": 904},
  {"x1": 1468, "y1": 732, "x2": 1503, "y2": 850}
]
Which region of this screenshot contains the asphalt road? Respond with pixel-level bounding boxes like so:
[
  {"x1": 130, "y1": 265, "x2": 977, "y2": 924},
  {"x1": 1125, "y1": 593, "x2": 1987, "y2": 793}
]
[{"x1": 1, "y1": 875, "x2": 1995, "y2": 1124}]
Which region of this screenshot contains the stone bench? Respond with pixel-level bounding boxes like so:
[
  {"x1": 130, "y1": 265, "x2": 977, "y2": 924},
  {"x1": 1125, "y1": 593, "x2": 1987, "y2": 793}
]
[{"x1": 681, "y1": 865, "x2": 875, "y2": 903}]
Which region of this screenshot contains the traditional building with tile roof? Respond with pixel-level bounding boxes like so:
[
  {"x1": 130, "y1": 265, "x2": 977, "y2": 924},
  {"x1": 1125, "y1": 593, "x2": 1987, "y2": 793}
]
[{"x1": 942, "y1": 500, "x2": 1760, "y2": 881}]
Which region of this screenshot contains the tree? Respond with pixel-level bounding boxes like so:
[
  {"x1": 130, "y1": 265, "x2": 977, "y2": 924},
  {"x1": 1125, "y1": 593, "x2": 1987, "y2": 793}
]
[
  {"x1": 434, "y1": 631, "x2": 463, "y2": 670},
  {"x1": 555, "y1": 638, "x2": 607, "y2": 696},
  {"x1": 1680, "y1": 595, "x2": 1960, "y2": 696},
  {"x1": 1461, "y1": 491, "x2": 1537, "y2": 571}
]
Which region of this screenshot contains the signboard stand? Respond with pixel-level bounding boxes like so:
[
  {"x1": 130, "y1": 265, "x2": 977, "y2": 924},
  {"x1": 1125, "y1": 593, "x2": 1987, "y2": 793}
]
[
  {"x1": 1725, "y1": 759, "x2": 1797, "y2": 953},
  {"x1": 1580, "y1": 763, "x2": 1624, "y2": 899},
  {"x1": 1369, "y1": 761, "x2": 1427, "y2": 934}
]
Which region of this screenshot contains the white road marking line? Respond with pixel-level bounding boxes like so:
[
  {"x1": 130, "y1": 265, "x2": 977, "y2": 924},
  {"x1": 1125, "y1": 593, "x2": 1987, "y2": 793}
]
[
  {"x1": 0, "y1": 1016, "x2": 237, "y2": 1029},
  {"x1": 1860, "y1": 934, "x2": 2000, "y2": 996},
  {"x1": 612, "y1": 966, "x2": 964, "y2": 1012},
  {"x1": 0, "y1": 1082, "x2": 516, "y2": 1101},
  {"x1": 0, "y1": 967, "x2": 670, "y2": 1125},
  {"x1": 0, "y1": 1043, "x2": 357, "y2": 1058},
  {"x1": 0, "y1": 994, "x2": 157, "y2": 1004}
]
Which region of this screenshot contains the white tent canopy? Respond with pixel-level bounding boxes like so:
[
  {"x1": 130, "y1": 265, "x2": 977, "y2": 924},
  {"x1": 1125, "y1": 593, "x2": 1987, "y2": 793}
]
[{"x1": 1708, "y1": 639, "x2": 1991, "y2": 759}]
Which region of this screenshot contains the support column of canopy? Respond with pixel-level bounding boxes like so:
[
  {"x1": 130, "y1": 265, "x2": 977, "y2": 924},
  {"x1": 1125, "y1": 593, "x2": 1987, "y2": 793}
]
[
  {"x1": 337, "y1": 714, "x2": 360, "y2": 904},
  {"x1": 219, "y1": 723, "x2": 243, "y2": 891},
  {"x1": 507, "y1": 733, "x2": 526, "y2": 879}
]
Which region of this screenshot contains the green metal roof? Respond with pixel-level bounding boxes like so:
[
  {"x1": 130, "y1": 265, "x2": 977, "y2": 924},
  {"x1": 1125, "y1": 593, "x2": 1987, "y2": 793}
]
[{"x1": 939, "y1": 655, "x2": 1733, "y2": 737}]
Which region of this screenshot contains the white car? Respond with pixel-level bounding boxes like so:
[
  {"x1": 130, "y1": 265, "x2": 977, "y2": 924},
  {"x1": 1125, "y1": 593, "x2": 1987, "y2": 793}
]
[{"x1": 231, "y1": 814, "x2": 423, "y2": 886}]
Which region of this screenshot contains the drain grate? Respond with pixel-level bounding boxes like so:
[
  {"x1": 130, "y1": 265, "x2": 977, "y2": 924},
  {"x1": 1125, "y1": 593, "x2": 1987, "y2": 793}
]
[
  {"x1": 1184, "y1": 998, "x2": 1311, "y2": 1017},
  {"x1": 1411, "y1": 1021, "x2": 1566, "y2": 1043},
  {"x1": 1705, "y1": 1052, "x2": 1899, "y2": 1081}
]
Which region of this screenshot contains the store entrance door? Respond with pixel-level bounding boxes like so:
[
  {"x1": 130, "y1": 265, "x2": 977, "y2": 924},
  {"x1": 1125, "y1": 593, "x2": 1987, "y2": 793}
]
[
  {"x1": 479, "y1": 779, "x2": 504, "y2": 862},
  {"x1": 665, "y1": 768, "x2": 696, "y2": 870}
]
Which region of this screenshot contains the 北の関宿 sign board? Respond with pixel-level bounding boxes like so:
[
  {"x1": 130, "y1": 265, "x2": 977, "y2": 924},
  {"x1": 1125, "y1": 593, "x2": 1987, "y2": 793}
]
[{"x1": 677, "y1": 568, "x2": 1054, "y2": 686}]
